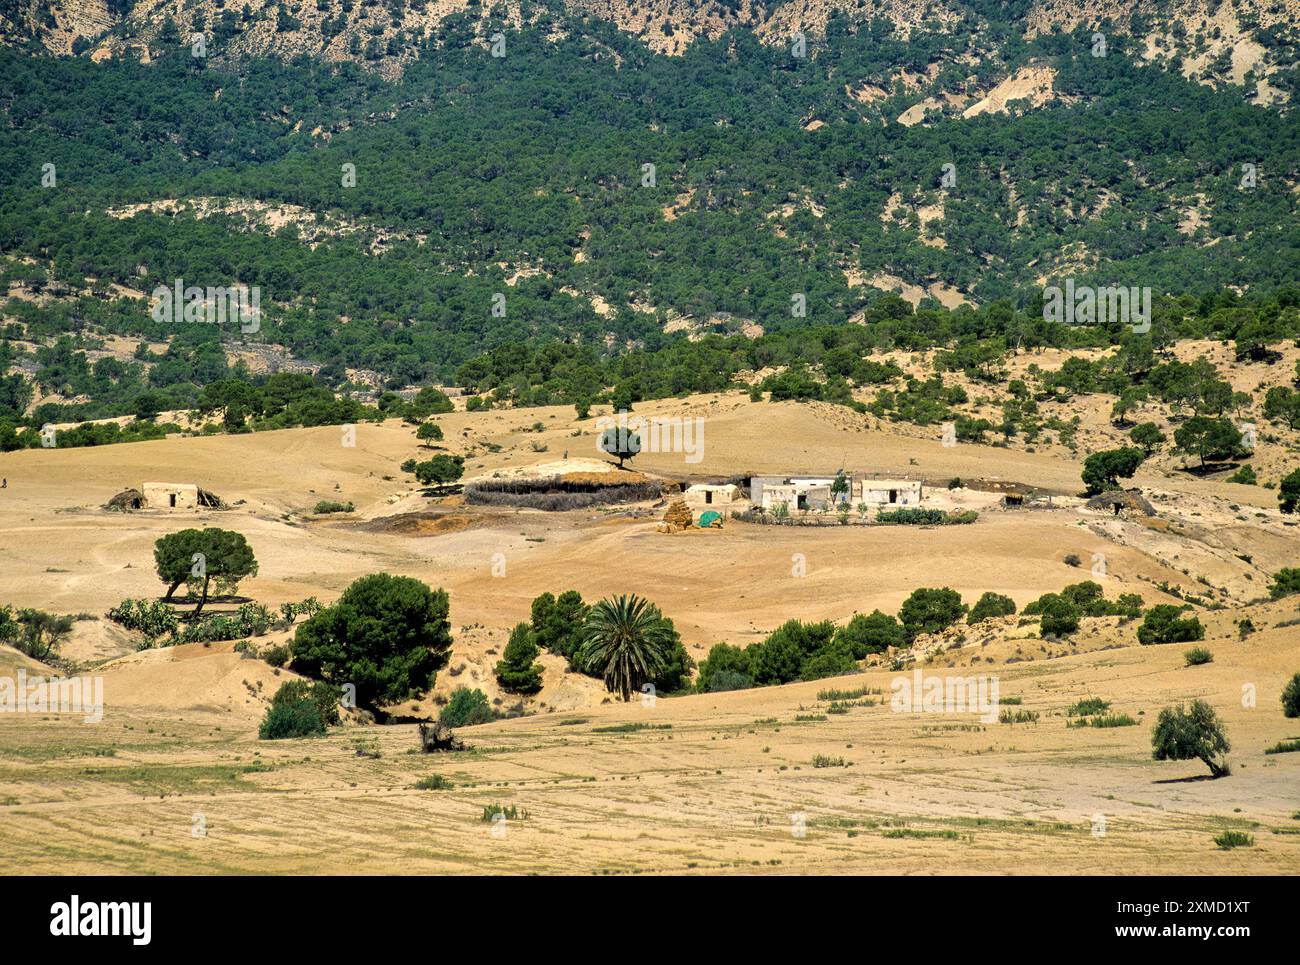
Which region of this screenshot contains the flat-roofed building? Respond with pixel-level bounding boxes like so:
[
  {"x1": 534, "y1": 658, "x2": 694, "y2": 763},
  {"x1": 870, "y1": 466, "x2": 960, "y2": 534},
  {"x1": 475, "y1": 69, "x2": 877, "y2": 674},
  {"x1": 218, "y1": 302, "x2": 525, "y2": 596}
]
[{"x1": 142, "y1": 482, "x2": 199, "y2": 510}]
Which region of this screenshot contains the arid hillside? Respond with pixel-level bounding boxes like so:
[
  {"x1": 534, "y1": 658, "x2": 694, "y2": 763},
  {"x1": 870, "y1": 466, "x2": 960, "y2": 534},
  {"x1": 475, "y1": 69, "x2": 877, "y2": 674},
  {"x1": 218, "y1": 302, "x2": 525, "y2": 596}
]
[
  {"x1": 4, "y1": 0, "x2": 1296, "y2": 105},
  {"x1": 1, "y1": 394, "x2": 1297, "y2": 874}
]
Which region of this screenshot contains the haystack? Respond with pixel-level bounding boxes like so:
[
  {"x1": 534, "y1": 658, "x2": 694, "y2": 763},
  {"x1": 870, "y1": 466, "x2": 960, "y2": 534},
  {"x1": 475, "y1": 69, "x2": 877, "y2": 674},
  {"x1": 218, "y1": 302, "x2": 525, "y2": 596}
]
[
  {"x1": 104, "y1": 488, "x2": 145, "y2": 511},
  {"x1": 1086, "y1": 489, "x2": 1155, "y2": 517},
  {"x1": 658, "y1": 499, "x2": 694, "y2": 533}
]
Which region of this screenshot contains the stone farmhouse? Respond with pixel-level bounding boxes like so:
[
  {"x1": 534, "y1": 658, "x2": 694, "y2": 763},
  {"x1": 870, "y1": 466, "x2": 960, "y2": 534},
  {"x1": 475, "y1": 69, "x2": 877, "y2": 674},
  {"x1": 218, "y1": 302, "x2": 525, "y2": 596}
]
[{"x1": 685, "y1": 473, "x2": 924, "y2": 514}]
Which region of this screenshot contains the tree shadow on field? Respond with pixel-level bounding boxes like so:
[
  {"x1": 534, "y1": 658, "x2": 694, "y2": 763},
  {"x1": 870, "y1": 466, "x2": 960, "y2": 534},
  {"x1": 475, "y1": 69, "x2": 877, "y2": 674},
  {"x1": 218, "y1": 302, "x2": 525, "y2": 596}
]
[
  {"x1": 1177, "y1": 462, "x2": 1242, "y2": 478},
  {"x1": 1153, "y1": 773, "x2": 1224, "y2": 784},
  {"x1": 160, "y1": 594, "x2": 254, "y2": 607}
]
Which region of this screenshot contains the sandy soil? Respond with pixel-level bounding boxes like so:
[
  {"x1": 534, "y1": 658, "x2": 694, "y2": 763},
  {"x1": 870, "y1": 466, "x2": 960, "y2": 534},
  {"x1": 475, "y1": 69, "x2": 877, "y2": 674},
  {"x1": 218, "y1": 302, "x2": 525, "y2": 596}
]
[{"x1": 0, "y1": 394, "x2": 1297, "y2": 873}]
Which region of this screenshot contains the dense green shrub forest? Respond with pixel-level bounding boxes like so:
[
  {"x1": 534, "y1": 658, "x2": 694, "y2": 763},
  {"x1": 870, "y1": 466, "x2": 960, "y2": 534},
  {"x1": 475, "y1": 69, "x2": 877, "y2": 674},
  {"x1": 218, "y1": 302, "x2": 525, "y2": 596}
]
[{"x1": 1, "y1": 7, "x2": 1299, "y2": 433}]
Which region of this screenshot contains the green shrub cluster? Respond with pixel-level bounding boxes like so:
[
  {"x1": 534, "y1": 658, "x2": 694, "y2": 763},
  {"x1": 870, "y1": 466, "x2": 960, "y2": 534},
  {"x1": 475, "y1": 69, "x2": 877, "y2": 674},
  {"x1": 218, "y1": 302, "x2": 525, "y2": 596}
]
[
  {"x1": 526, "y1": 590, "x2": 694, "y2": 694},
  {"x1": 258, "y1": 679, "x2": 342, "y2": 740},
  {"x1": 107, "y1": 598, "x2": 180, "y2": 640},
  {"x1": 968, "y1": 592, "x2": 1016, "y2": 624},
  {"x1": 439, "y1": 687, "x2": 497, "y2": 727},
  {"x1": 312, "y1": 500, "x2": 354, "y2": 514},
  {"x1": 1024, "y1": 581, "x2": 1143, "y2": 638},
  {"x1": 875, "y1": 508, "x2": 977, "y2": 525},
  {"x1": 1137, "y1": 604, "x2": 1205, "y2": 645}
]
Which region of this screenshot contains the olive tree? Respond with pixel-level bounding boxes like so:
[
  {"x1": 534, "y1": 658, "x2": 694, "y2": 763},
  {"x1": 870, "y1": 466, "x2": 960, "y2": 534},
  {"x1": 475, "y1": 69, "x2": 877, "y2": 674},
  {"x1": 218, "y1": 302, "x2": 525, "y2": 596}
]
[{"x1": 1152, "y1": 700, "x2": 1230, "y2": 778}]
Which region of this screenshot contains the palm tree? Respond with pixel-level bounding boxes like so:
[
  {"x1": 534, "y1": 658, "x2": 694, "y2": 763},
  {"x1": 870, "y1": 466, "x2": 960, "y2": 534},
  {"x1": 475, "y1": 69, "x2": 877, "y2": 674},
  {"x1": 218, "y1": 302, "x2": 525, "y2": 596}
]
[{"x1": 578, "y1": 595, "x2": 675, "y2": 701}]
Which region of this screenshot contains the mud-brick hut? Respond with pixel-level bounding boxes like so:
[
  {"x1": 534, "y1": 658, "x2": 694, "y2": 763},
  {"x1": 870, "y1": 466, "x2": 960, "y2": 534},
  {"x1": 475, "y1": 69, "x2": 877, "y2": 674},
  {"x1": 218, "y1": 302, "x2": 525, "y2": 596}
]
[
  {"x1": 142, "y1": 482, "x2": 199, "y2": 510},
  {"x1": 684, "y1": 483, "x2": 741, "y2": 509}
]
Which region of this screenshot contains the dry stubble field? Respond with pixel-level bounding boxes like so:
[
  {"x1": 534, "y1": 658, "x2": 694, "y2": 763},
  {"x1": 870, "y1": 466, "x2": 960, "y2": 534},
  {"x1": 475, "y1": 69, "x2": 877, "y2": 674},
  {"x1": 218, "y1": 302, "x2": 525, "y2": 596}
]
[{"x1": 0, "y1": 396, "x2": 1298, "y2": 874}]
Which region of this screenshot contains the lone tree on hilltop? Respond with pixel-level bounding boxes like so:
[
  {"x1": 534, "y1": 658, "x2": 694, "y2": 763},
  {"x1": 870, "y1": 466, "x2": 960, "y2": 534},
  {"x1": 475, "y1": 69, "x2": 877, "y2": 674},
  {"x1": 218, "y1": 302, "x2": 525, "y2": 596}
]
[{"x1": 154, "y1": 529, "x2": 206, "y2": 601}]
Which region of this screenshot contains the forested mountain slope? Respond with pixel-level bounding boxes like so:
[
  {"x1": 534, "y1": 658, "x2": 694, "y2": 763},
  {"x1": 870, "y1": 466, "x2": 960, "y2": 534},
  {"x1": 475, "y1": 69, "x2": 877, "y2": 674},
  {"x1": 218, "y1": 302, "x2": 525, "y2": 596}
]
[{"x1": 0, "y1": 1, "x2": 1297, "y2": 418}]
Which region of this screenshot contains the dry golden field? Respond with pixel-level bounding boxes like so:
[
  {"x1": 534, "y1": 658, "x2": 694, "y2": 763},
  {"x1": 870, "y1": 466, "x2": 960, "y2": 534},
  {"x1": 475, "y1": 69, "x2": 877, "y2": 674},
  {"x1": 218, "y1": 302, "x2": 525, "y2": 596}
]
[{"x1": 0, "y1": 395, "x2": 1298, "y2": 874}]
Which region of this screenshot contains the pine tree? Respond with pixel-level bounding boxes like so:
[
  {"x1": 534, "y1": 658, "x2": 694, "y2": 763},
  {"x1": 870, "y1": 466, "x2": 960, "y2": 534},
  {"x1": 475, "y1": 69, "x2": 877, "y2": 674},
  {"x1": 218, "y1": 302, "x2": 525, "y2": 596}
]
[{"x1": 495, "y1": 623, "x2": 544, "y2": 695}]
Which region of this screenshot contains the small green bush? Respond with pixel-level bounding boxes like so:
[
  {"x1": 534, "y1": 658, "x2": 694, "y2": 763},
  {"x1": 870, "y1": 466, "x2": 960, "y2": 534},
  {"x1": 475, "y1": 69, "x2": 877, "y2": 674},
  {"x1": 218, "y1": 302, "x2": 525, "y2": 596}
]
[
  {"x1": 999, "y1": 709, "x2": 1039, "y2": 724},
  {"x1": 258, "y1": 679, "x2": 341, "y2": 739},
  {"x1": 1086, "y1": 713, "x2": 1137, "y2": 728},
  {"x1": 439, "y1": 687, "x2": 497, "y2": 727},
  {"x1": 413, "y1": 775, "x2": 453, "y2": 790},
  {"x1": 1184, "y1": 647, "x2": 1213, "y2": 667},
  {"x1": 1227, "y1": 464, "x2": 1256, "y2": 485},
  {"x1": 1282, "y1": 673, "x2": 1300, "y2": 719},
  {"x1": 259, "y1": 700, "x2": 326, "y2": 740},
  {"x1": 1067, "y1": 697, "x2": 1111, "y2": 717},
  {"x1": 482, "y1": 803, "x2": 525, "y2": 822},
  {"x1": 1213, "y1": 830, "x2": 1253, "y2": 850},
  {"x1": 817, "y1": 685, "x2": 877, "y2": 701},
  {"x1": 1269, "y1": 568, "x2": 1300, "y2": 600},
  {"x1": 494, "y1": 623, "x2": 544, "y2": 694},
  {"x1": 263, "y1": 643, "x2": 291, "y2": 668},
  {"x1": 275, "y1": 679, "x2": 341, "y2": 723},
  {"x1": 313, "y1": 500, "x2": 354, "y2": 514},
  {"x1": 811, "y1": 754, "x2": 848, "y2": 768}
]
